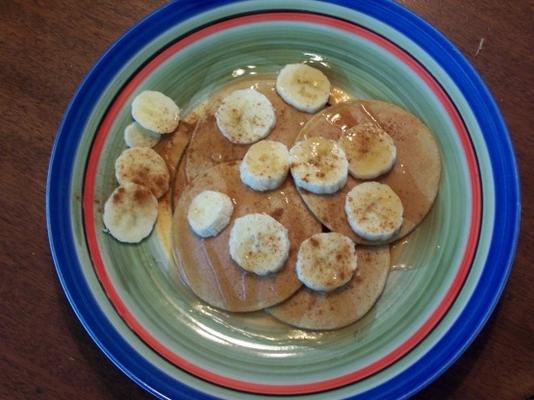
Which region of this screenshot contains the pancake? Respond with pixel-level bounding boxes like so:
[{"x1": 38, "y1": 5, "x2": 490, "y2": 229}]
[
  {"x1": 172, "y1": 152, "x2": 189, "y2": 212},
  {"x1": 173, "y1": 161, "x2": 322, "y2": 312},
  {"x1": 295, "y1": 100, "x2": 441, "y2": 245},
  {"x1": 169, "y1": 156, "x2": 191, "y2": 286},
  {"x1": 153, "y1": 120, "x2": 194, "y2": 259},
  {"x1": 267, "y1": 245, "x2": 390, "y2": 330},
  {"x1": 185, "y1": 76, "x2": 313, "y2": 182}
]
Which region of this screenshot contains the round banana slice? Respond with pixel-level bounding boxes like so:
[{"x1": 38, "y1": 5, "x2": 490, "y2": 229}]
[
  {"x1": 296, "y1": 232, "x2": 357, "y2": 292},
  {"x1": 115, "y1": 147, "x2": 170, "y2": 198},
  {"x1": 267, "y1": 246, "x2": 390, "y2": 330},
  {"x1": 215, "y1": 88, "x2": 276, "y2": 144},
  {"x1": 131, "y1": 90, "x2": 180, "y2": 134},
  {"x1": 187, "y1": 190, "x2": 234, "y2": 238},
  {"x1": 345, "y1": 182, "x2": 404, "y2": 241},
  {"x1": 103, "y1": 182, "x2": 158, "y2": 243},
  {"x1": 276, "y1": 63, "x2": 331, "y2": 113},
  {"x1": 290, "y1": 137, "x2": 348, "y2": 194},
  {"x1": 229, "y1": 213, "x2": 290, "y2": 276},
  {"x1": 240, "y1": 140, "x2": 290, "y2": 191},
  {"x1": 124, "y1": 122, "x2": 161, "y2": 148},
  {"x1": 339, "y1": 121, "x2": 397, "y2": 179}
]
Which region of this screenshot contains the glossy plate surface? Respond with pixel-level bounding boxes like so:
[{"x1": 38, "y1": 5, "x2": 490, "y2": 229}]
[{"x1": 46, "y1": 1, "x2": 520, "y2": 399}]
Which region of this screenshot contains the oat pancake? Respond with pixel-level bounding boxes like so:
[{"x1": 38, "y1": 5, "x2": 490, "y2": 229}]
[
  {"x1": 295, "y1": 100, "x2": 441, "y2": 244},
  {"x1": 153, "y1": 121, "x2": 194, "y2": 259},
  {"x1": 267, "y1": 245, "x2": 390, "y2": 330},
  {"x1": 185, "y1": 77, "x2": 313, "y2": 182},
  {"x1": 172, "y1": 155, "x2": 189, "y2": 212},
  {"x1": 169, "y1": 156, "x2": 190, "y2": 286},
  {"x1": 173, "y1": 162, "x2": 321, "y2": 312}
]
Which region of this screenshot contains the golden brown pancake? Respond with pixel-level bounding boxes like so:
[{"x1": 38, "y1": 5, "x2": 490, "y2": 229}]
[
  {"x1": 172, "y1": 154, "x2": 189, "y2": 212},
  {"x1": 295, "y1": 100, "x2": 441, "y2": 245},
  {"x1": 267, "y1": 245, "x2": 390, "y2": 330},
  {"x1": 168, "y1": 155, "x2": 191, "y2": 286},
  {"x1": 154, "y1": 121, "x2": 194, "y2": 178},
  {"x1": 153, "y1": 121, "x2": 194, "y2": 259},
  {"x1": 173, "y1": 162, "x2": 322, "y2": 312},
  {"x1": 185, "y1": 76, "x2": 313, "y2": 182}
]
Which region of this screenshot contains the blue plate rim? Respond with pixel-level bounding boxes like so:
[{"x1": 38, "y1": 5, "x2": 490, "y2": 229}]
[{"x1": 46, "y1": 1, "x2": 521, "y2": 399}]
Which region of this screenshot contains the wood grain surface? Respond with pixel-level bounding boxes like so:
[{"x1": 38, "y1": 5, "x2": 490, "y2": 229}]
[{"x1": 0, "y1": 1, "x2": 532, "y2": 399}]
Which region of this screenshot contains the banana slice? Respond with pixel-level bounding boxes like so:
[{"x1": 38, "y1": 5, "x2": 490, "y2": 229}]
[
  {"x1": 296, "y1": 232, "x2": 357, "y2": 292},
  {"x1": 229, "y1": 213, "x2": 290, "y2": 276},
  {"x1": 115, "y1": 147, "x2": 170, "y2": 198},
  {"x1": 345, "y1": 182, "x2": 403, "y2": 241},
  {"x1": 290, "y1": 137, "x2": 348, "y2": 194},
  {"x1": 103, "y1": 182, "x2": 158, "y2": 243},
  {"x1": 240, "y1": 140, "x2": 290, "y2": 191},
  {"x1": 339, "y1": 122, "x2": 396, "y2": 179},
  {"x1": 124, "y1": 122, "x2": 161, "y2": 148},
  {"x1": 187, "y1": 190, "x2": 234, "y2": 238},
  {"x1": 131, "y1": 90, "x2": 180, "y2": 134},
  {"x1": 215, "y1": 88, "x2": 276, "y2": 144},
  {"x1": 276, "y1": 63, "x2": 331, "y2": 113}
]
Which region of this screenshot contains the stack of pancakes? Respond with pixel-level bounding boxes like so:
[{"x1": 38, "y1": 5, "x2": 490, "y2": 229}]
[{"x1": 154, "y1": 77, "x2": 441, "y2": 330}]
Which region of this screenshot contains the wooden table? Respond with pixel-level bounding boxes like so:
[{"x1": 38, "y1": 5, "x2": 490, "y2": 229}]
[{"x1": 1, "y1": 1, "x2": 532, "y2": 399}]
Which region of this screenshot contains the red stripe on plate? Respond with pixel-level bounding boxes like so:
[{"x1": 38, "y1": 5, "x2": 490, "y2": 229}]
[{"x1": 83, "y1": 12, "x2": 481, "y2": 395}]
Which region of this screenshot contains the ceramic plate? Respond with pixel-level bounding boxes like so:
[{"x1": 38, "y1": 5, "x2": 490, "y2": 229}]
[{"x1": 46, "y1": 1, "x2": 520, "y2": 399}]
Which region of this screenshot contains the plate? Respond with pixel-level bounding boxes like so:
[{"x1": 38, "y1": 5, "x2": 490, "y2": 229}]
[{"x1": 46, "y1": 1, "x2": 520, "y2": 399}]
